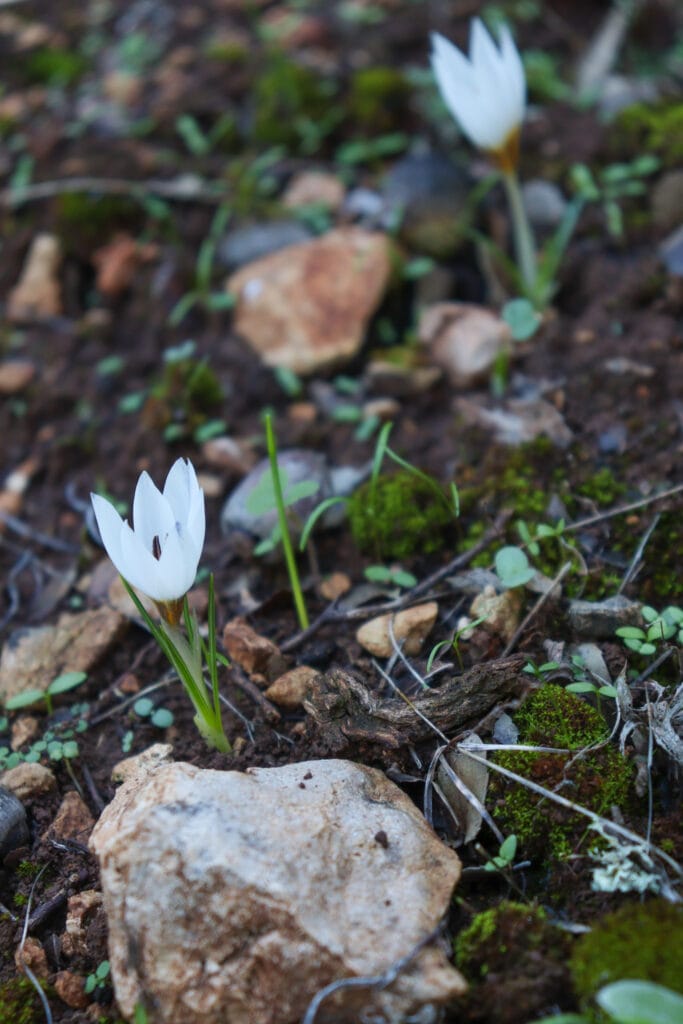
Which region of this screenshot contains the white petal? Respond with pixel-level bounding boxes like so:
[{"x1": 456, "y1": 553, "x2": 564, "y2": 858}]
[
  {"x1": 91, "y1": 494, "x2": 127, "y2": 574},
  {"x1": 500, "y1": 25, "x2": 526, "y2": 119},
  {"x1": 133, "y1": 471, "x2": 176, "y2": 555},
  {"x1": 469, "y1": 18, "x2": 502, "y2": 81},
  {"x1": 157, "y1": 525, "x2": 197, "y2": 597},
  {"x1": 163, "y1": 459, "x2": 193, "y2": 524},
  {"x1": 119, "y1": 523, "x2": 175, "y2": 600}
]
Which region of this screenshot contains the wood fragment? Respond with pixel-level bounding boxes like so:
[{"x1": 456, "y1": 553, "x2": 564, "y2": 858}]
[{"x1": 303, "y1": 655, "x2": 527, "y2": 749}]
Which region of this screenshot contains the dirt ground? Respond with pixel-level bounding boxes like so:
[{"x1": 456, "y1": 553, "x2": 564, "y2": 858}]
[{"x1": 0, "y1": 0, "x2": 682, "y2": 1022}]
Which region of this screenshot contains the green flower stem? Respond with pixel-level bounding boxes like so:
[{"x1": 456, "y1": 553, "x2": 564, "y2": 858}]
[
  {"x1": 501, "y1": 169, "x2": 538, "y2": 302},
  {"x1": 264, "y1": 412, "x2": 309, "y2": 630},
  {"x1": 122, "y1": 579, "x2": 231, "y2": 753}
]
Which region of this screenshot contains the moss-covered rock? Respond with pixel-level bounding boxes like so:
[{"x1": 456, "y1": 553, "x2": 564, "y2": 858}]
[
  {"x1": 491, "y1": 685, "x2": 633, "y2": 861},
  {"x1": 570, "y1": 900, "x2": 683, "y2": 1005},
  {"x1": 347, "y1": 469, "x2": 454, "y2": 560}
]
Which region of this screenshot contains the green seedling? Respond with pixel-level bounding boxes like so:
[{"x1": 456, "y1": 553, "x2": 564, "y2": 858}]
[
  {"x1": 427, "y1": 613, "x2": 489, "y2": 672},
  {"x1": 532, "y1": 981, "x2": 683, "y2": 1024},
  {"x1": 484, "y1": 833, "x2": 518, "y2": 873},
  {"x1": 133, "y1": 698, "x2": 174, "y2": 729},
  {"x1": 571, "y1": 155, "x2": 660, "y2": 239},
  {"x1": 494, "y1": 546, "x2": 535, "y2": 588},
  {"x1": 5, "y1": 671, "x2": 87, "y2": 715},
  {"x1": 616, "y1": 604, "x2": 683, "y2": 656},
  {"x1": 84, "y1": 960, "x2": 110, "y2": 995},
  {"x1": 364, "y1": 565, "x2": 417, "y2": 589},
  {"x1": 169, "y1": 203, "x2": 237, "y2": 325}
]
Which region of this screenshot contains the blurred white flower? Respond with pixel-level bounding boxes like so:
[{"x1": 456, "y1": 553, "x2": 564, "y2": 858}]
[
  {"x1": 91, "y1": 458, "x2": 205, "y2": 617},
  {"x1": 430, "y1": 19, "x2": 526, "y2": 169}
]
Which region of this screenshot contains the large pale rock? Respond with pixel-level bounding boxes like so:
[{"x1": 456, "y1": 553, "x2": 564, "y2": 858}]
[
  {"x1": 90, "y1": 758, "x2": 464, "y2": 1024},
  {"x1": 0, "y1": 606, "x2": 128, "y2": 704},
  {"x1": 226, "y1": 228, "x2": 392, "y2": 375},
  {"x1": 419, "y1": 303, "x2": 511, "y2": 388}
]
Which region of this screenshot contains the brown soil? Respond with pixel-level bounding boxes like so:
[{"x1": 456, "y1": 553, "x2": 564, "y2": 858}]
[{"x1": 0, "y1": 1, "x2": 681, "y2": 1022}]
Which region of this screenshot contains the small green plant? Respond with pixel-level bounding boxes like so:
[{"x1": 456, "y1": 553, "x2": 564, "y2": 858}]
[
  {"x1": 494, "y1": 545, "x2": 535, "y2": 588},
  {"x1": 483, "y1": 833, "x2": 518, "y2": 873},
  {"x1": 427, "y1": 613, "x2": 489, "y2": 672},
  {"x1": 84, "y1": 960, "x2": 110, "y2": 996},
  {"x1": 133, "y1": 698, "x2": 174, "y2": 730},
  {"x1": 616, "y1": 604, "x2": 683, "y2": 656},
  {"x1": 145, "y1": 340, "x2": 224, "y2": 443},
  {"x1": 571, "y1": 155, "x2": 660, "y2": 239},
  {"x1": 364, "y1": 565, "x2": 417, "y2": 589},
  {"x1": 5, "y1": 671, "x2": 87, "y2": 715},
  {"x1": 168, "y1": 204, "x2": 237, "y2": 325}
]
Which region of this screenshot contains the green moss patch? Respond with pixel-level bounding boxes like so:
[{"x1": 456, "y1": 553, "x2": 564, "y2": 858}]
[
  {"x1": 491, "y1": 685, "x2": 633, "y2": 861},
  {"x1": 570, "y1": 900, "x2": 683, "y2": 1004}
]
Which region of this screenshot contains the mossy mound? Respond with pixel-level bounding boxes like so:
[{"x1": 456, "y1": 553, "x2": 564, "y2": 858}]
[
  {"x1": 491, "y1": 685, "x2": 633, "y2": 861},
  {"x1": 347, "y1": 66, "x2": 409, "y2": 133},
  {"x1": 0, "y1": 978, "x2": 46, "y2": 1024},
  {"x1": 570, "y1": 900, "x2": 683, "y2": 1003},
  {"x1": 347, "y1": 470, "x2": 454, "y2": 560},
  {"x1": 454, "y1": 902, "x2": 575, "y2": 1024},
  {"x1": 611, "y1": 101, "x2": 683, "y2": 168},
  {"x1": 251, "y1": 52, "x2": 334, "y2": 151}
]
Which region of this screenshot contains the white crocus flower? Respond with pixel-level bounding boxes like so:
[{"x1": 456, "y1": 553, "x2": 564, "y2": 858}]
[
  {"x1": 91, "y1": 458, "x2": 205, "y2": 625},
  {"x1": 430, "y1": 19, "x2": 526, "y2": 172}
]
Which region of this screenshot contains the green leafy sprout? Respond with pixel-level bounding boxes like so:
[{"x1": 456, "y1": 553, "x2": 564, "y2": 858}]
[
  {"x1": 5, "y1": 671, "x2": 88, "y2": 716},
  {"x1": 616, "y1": 605, "x2": 683, "y2": 657},
  {"x1": 531, "y1": 980, "x2": 683, "y2": 1024}
]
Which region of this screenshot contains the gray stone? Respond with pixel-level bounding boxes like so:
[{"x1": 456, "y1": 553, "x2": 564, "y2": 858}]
[
  {"x1": 0, "y1": 786, "x2": 29, "y2": 857},
  {"x1": 218, "y1": 220, "x2": 313, "y2": 270},
  {"x1": 522, "y1": 179, "x2": 568, "y2": 231},
  {"x1": 652, "y1": 171, "x2": 683, "y2": 233},
  {"x1": 567, "y1": 595, "x2": 643, "y2": 639},
  {"x1": 90, "y1": 758, "x2": 465, "y2": 1024},
  {"x1": 660, "y1": 223, "x2": 683, "y2": 278},
  {"x1": 382, "y1": 153, "x2": 471, "y2": 259},
  {"x1": 220, "y1": 450, "x2": 368, "y2": 542}
]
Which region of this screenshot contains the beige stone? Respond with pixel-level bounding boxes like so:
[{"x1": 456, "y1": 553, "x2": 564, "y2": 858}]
[
  {"x1": 470, "y1": 586, "x2": 523, "y2": 643},
  {"x1": 419, "y1": 302, "x2": 511, "y2": 388},
  {"x1": 282, "y1": 170, "x2": 345, "y2": 211},
  {"x1": 356, "y1": 602, "x2": 439, "y2": 658},
  {"x1": 265, "y1": 666, "x2": 319, "y2": 709},
  {"x1": 201, "y1": 435, "x2": 258, "y2": 476},
  {"x1": 0, "y1": 606, "x2": 128, "y2": 704},
  {"x1": 222, "y1": 617, "x2": 285, "y2": 678},
  {"x1": 0, "y1": 762, "x2": 56, "y2": 800},
  {"x1": 0, "y1": 359, "x2": 35, "y2": 394},
  {"x1": 10, "y1": 714, "x2": 40, "y2": 750},
  {"x1": 15, "y1": 937, "x2": 49, "y2": 980},
  {"x1": 318, "y1": 571, "x2": 351, "y2": 601},
  {"x1": 54, "y1": 970, "x2": 90, "y2": 1010},
  {"x1": 61, "y1": 890, "x2": 104, "y2": 958},
  {"x1": 90, "y1": 759, "x2": 465, "y2": 1024},
  {"x1": 7, "y1": 234, "x2": 62, "y2": 320},
  {"x1": 111, "y1": 743, "x2": 174, "y2": 785},
  {"x1": 227, "y1": 228, "x2": 392, "y2": 375},
  {"x1": 46, "y1": 791, "x2": 95, "y2": 843}
]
